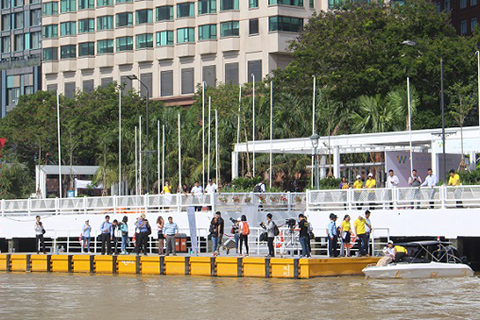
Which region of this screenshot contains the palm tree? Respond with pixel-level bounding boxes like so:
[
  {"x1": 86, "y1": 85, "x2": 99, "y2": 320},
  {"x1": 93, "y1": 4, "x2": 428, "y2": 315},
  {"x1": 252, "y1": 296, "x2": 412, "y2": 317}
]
[{"x1": 387, "y1": 86, "x2": 420, "y2": 130}]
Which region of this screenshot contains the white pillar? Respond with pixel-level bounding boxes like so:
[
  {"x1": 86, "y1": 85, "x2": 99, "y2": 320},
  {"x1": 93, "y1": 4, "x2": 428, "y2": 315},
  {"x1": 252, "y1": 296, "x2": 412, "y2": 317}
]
[
  {"x1": 231, "y1": 151, "x2": 239, "y2": 180},
  {"x1": 333, "y1": 146, "x2": 341, "y2": 178},
  {"x1": 469, "y1": 151, "x2": 476, "y2": 171},
  {"x1": 431, "y1": 140, "x2": 439, "y2": 176},
  {"x1": 320, "y1": 155, "x2": 327, "y2": 179}
]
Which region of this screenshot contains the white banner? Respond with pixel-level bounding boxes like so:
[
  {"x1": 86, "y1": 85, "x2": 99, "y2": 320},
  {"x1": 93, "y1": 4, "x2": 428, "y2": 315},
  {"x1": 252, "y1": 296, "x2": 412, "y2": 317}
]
[{"x1": 187, "y1": 207, "x2": 198, "y2": 254}]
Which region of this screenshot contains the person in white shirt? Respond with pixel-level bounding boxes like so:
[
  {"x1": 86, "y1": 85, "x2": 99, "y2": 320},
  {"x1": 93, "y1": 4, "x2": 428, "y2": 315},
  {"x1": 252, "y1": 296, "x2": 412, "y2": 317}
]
[
  {"x1": 376, "y1": 240, "x2": 396, "y2": 266},
  {"x1": 420, "y1": 168, "x2": 438, "y2": 209},
  {"x1": 204, "y1": 179, "x2": 218, "y2": 194},
  {"x1": 386, "y1": 169, "x2": 399, "y2": 209},
  {"x1": 408, "y1": 169, "x2": 423, "y2": 209},
  {"x1": 190, "y1": 181, "x2": 203, "y2": 211}
]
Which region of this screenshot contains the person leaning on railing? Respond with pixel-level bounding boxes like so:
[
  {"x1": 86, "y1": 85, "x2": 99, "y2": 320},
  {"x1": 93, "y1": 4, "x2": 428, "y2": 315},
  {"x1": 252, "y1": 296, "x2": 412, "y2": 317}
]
[
  {"x1": 420, "y1": 168, "x2": 438, "y2": 209},
  {"x1": 408, "y1": 169, "x2": 422, "y2": 209},
  {"x1": 448, "y1": 169, "x2": 463, "y2": 208}
]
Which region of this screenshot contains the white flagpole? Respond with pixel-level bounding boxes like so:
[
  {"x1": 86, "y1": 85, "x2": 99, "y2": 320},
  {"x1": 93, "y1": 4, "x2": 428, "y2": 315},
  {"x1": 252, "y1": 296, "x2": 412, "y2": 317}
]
[
  {"x1": 270, "y1": 81, "x2": 273, "y2": 189},
  {"x1": 215, "y1": 109, "x2": 219, "y2": 185},
  {"x1": 252, "y1": 74, "x2": 256, "y2": 177},
  {"x1": 135, "y1": 126, "x2": 138, "y2": 196},
  {"x1": 157, "y1": 120, "x2": 160, "y2": 194},
  {"x1": 56, "y1": 92, "x2": 62, "y2": 198},
  {"x1": 202, "y1": 81, "x2": 206, "y2": 189},
  {"x1": 237, "y1": 85, "x2": 241, "y2": 144},
  {"x1": 118, "y1": 89, "x2": 122, "y2": 196},
  {"x1": 162, "y1": 125, "x2": 165, "y2": 191},
  {"x1": 178, "y1": 113, "x2": 182, "y2": 191},
  {"x1": 477, "y1": 51, "x2": 480, "y2": 163},
  {"x1": 139, "y1": 115, "x2": 142, "y2": 194},
  {"x1": 407, "y1": 77, "x2": 413, "y2": 173},
  {"x1": 312, "y1": 76, "x2": 316, "y2": 189},
  {"x1": 208, "y1": 96, "x2": 211, "y2": 182}
]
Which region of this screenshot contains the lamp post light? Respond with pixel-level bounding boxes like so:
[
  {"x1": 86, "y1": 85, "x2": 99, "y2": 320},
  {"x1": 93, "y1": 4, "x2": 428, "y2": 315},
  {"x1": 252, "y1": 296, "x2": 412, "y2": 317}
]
[
  {"x1": 310, "y1": 133, "x2": 320, "y2": 190},
  {"x1": 127, "y1": 75, "x2": 151, "y2": 194}
]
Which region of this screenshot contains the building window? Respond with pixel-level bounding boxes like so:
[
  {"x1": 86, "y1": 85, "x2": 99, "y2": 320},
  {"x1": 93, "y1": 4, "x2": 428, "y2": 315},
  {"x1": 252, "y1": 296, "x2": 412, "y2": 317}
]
[
  {"x1": 444, "y1": 0, "x2": 450, "y2": 11},
  {"x1": 1, "y1": 0, "x2": 10, "y2": 9},
  {"x1": 269, "y1": 0, "x2": 303, "y2": 5},
  {"x1": 43, "y1": 24, "x2": 59, "y2": 38},
  {"x1": 472, "y1": 18, "x2": 478, "y2": 32},
  {"x1": 472, "y1": 0, "x2": 477, "y2": 6},
  {"x1": 30, "y1": 9, "x2": 41, "y2": 26},
  {"x1": 136, "y1": 9, "x2": 153, "y2": 25},
  {"x1": 156, "y1": 30, "x2": 173, "y2": 46},
  {"x1": 43, "y1": 2, "x2": 58, "y2": 16},
  {"x1": 220, "y1": 21, "x2": 239, "y2": 37},
  {"x1": 97, "y1": 0, "x2": 113, "y2": 6},
  {"x1": 13, "y1": 0, "x2": 23, "y2": 7},
  {"x1": 13, "y1": 34, "x2": 23, "y2": 51},
  {"x1": 198, "y1": 24, "x2": 217, "y2": 40},
  {"x1": 116, "y1": 0, "x2": 132, "y2": 3},
  {"x1": 220, "y1": 0, "x2": 238, "y2": 10},
  {"x1": 309, "y1": 0, "x2": 313, "y2": 7},
  {"x1": 156, "y1": 5, "x2": 173, "y2": 21},
  {"x1": 78, "y1": 18, "x2": 94, "y2": 33},
  {"x1": 181, "y1": 68, "x2": 194, "y2": 94},
  {"x1": 203, "y1": 65, "x2": 216, "y2": 87},
  {"x1": 177, "y1": 2, "x2": 195, "y2": 18},
  {"x1": 60, "y1": 0, "x2": 76, "y2": 12},
  {"x1": 460, "y1": 20, "x2": 467, "y2": 35},
  {"x1": 249, "y1": 18, "x2": 259, "y2": 35},
  {"x1": 78, "y1": 42, "x2": 94, "y2": 56},
  {"x1": 60, "y1": 21, "x2": 76, "y2": 36},
  {"x1": 97, "y1": 39, "x2": 114, "y2": 54},
  {"x1": 1, "y1": 36, "x2": 10, "y2": 53},
  {"x1": 136, "y1": 33, "x2": 153, "y2": 49},
  {"x1": 78, "y1": 0, "x2": 93, "y2": 9},
  {"x1": 460, "y1": 0, "x2": 467, "y2": 8},
  {"x1": 269, "y1": 16, "x2": 303, "y2": 32},
  {"x1": 43, "y1": 47, "x2": 58, "y2": 60},
  {"x1": 177, "y1": 27, "x2": 195, "y2": 43},
  {"x1": 248, "y1": 60, "x2": 262, "y2": 82},
  {"x1": 24, "y1": 33, "x2": 30, "y2": 50},
  {"x1": 30, "y1": 31, "x2": 41, "y2": 49},
  {"x1": 161, "y1": 70, "x2": 173, "y2": 96},
  {"x1": 199, "y1": 0, "x2": 216, "y2": 14},
  {"x1": 116, "y1": 36, "x2": 133, "y2": 51},
  {"x1": 249, "y1": 0, "x2": 258, "y2": 7},
  {"x1": 64, "y1": 82, "x2": 76, "y2": 99},
  {"x1": 116, "y1": 12, "x2": 133, "y2": 27},
  {"x1": 97, "y1": 15, "x2": 113, "y2": 30},
  {"x1": 61, "y1": 44, "x2": 76, "y2": 59},
  {"x1": 436, "y1": 1, "x2": 441, "y2": 12},
  {"x1": 1, "y1": 14, "x2": 10, "y2": 32},
  {"x1": 225, "y1": 62, "x2": 238, "y2": 85},
  {"x1": 13, "y1": 12, "x2": 24, "y2": 30}
]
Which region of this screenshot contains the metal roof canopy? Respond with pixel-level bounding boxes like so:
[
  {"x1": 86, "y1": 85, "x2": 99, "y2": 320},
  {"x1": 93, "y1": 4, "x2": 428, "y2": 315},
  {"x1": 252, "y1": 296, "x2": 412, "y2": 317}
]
[
  {"x1": 231, "y1": 126, "x2": 480, "y2": 179},
  {"x1": 39, "y1": 165, "x2": 99, "y2": 175}
]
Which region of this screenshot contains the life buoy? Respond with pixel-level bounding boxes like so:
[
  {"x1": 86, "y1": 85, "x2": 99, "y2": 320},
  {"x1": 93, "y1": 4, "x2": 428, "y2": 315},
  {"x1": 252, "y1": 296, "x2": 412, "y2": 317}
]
[
  {"x1": 275, "y1": 232, "x2": 284, "y2": 248},
  {"x1": 349, "y1": 235, "x2": 356, "y2": 249}
]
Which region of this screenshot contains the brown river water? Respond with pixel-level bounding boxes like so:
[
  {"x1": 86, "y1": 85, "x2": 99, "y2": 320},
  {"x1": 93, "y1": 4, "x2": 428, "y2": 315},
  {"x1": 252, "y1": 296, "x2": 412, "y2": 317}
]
[{"x1": 0, "y1": 273, "x2": 479, "y2": 320}]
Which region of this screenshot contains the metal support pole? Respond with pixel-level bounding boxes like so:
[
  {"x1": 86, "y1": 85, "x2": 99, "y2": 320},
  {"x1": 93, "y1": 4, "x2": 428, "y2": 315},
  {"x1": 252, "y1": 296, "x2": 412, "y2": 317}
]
[
  {"x1": 119, "y1": 89, "x2": 122, "y2": 196},
  {"x1": 252, "y1": 74, "x2": 256, "y2": 177},
  {"x1": 440, "y1": 58, "x2": 446, "y2": 183},
  {"x1": 56, "y1": 93, "x2": 62, "y2": 198}
]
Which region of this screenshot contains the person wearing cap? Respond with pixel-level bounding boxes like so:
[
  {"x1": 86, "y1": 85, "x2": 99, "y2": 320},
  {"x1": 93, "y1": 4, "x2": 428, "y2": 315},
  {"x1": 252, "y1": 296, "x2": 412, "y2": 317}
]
[
  {"x1": 353, "y1": 175, "x2": 364, "y2": 210},
  {"x1": 353, "y1": 214, "x2": 368, "y2": 257},
  {"x1": 376, "y1": 240, "x2": 396, "y2": 266},
  {"x1": 82, "y1": 220, "x2": 92, "y2": 253},
  {"x1": 327, "y1": 213, "x2": 338, "y2": 257}
]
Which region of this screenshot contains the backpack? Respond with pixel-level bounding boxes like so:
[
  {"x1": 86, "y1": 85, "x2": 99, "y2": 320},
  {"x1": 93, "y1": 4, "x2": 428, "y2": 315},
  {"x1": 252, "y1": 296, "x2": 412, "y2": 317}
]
[
  {"x1": 146, "y1": 222, "x2": 152, "y2": 235},
  {"x1": 253, "y1": 183, "x2": 263, "y2": 193},
  {"x1": 241, "y1": 222, "x2": 250, "y2": 236},
  {"x1": 273, "y1": 222, "x2": 280, "y2": 237}
]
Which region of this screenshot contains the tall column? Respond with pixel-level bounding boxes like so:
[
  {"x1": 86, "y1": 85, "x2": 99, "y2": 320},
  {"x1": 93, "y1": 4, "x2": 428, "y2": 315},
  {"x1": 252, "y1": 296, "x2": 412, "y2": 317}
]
[
  {"x1": 469, "y1": 151, "x2": 476, "y2": 171},
  {"x1": 333, "y1": 146, "x2": 341, "y2": 178},
  {"x1": 231, "y1": 151, "x2": 239, "y2": 179},
  {"x1": 320, "y1": 155, "x2": 327, "y2": 178},
  {"x1": 431, "y1": 140, "x2": 439, "y2": 177}
]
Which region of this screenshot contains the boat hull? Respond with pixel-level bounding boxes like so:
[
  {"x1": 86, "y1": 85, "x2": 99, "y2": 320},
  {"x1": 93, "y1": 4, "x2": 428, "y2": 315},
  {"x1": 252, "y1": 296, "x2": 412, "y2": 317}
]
[{"x1": 362, "y1": 262, "x2": 474, "y2": 279}]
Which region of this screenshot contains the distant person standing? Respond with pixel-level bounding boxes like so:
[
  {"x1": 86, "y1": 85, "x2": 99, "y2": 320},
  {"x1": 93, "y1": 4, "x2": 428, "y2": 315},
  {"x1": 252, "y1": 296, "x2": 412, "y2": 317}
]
[
  {"x1": 191, "y1": 181, "x2": 203, "y2": 212},
  {"x1": 163, "y1": 216, "x2": 179, "y2": 256},
  {"x1": 156, "y1": 216, "x2": 165, "y2": 255},
  {"x1": 82, "y1": 220, "x2": 92, "y2": 253},
  {"x1": 420, "y1": 168, "x2": 438, "y2": 209},
  {"x1": 296, "y1": 214, "x2": 311, "y2": 258},
  {"x1": 35, "y1": 215, "x2": 46, "y2": 254},
  {"x1": 353, "y1": 175, "x2": 363, "y2": 210},
  {"x1": 100, "y1": 215, "x2": 113, "y2": 255},
  {"x1": 162, "y1": 180, "x2": 172, "y2": 194},
  {"x1": 232, "y1": 218, "x2": 241, "y2": 254},
  {"x1": 135, "y1": 214, "x2": 149, "y2": 256},
  {"x1": 205, "y1": 179, "x2": 218, "y2": 210},
  {"x1": 112, "y1": 219, "x2": 119, "y2": 255},
  {"x1": 364, "y1": 210, "x2": 372, "y2": 256},
  {"x1": 339, "y1": 215, "x2": 352, "y2": 257},
  {"x1": 339, "y1": 177, "x2": 349, "y2": 209},
  {"x1": 261, "y1": 213, "x2": 276, "y2": 257},
  {"x1": 408, "y1": 169, "x2": 423, "y2": 209},
  {"x1": 209, "y1": 217, "x2": 219, "y2": 256},
  {"x1": 327, "y1": 213, "x2": 338, "y2": 258},
  {"x1": 353, "y1": 214, "x2": 368, "y2": 257},
  {"x1": 386, "y1": 169, "x2": 399, "y2": 209},
  {"x1": 215, "y1": 211, "x2": 224, "y2": 255},
  {"x1": 448, "y1": 169, "x2": 463, "y2": 208},
  {"x1": 365, "y1": 173, "x2": 376, "y2": 209},
  {"x1": 238, "y1": 215, "x2": 250, "y2": 257},
  {"x1": 120, "y1": 216, "x2": 129, "y2": 255},
  {"x1": 254, "y1": 180, "x2": 266, "y2": 193}
]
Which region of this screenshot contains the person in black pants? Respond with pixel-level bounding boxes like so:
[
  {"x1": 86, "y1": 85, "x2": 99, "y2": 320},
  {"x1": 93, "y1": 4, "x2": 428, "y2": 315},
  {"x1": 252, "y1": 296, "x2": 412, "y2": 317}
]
[
  {"x1": 135, "y1": 214, "x2": 150, "y2": 255},
  {"x1": 112, "y1": 219, "x2": 119, "y2": 255},
  {"x1": 239, "y1": 215, "x2": 249, "y2": 257},
  {"x1": 35, "y1": 216, "x2": 46, "y2": 254},
  {"x1": 100, "y1": 215, "x2": 113, "y2": 255},
  {"x1": 261, "y1": 213, "x2": 276, "y2": 257}
]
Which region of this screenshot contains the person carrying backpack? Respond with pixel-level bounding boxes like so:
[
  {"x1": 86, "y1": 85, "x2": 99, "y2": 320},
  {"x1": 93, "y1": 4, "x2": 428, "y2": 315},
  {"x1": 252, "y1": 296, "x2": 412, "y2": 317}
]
[
  {"x1": 120, "y1": 216, "x2": 129, "y2": 255},
  {"x1": 261, "y1": 213, "x2": 278, "y2": 257},
  {"x1": 238, "y1": 215, "x2": 250, "y2": 257},
  {"x1": 253, "y1": 180, "x2": 265, "y2": 193}
]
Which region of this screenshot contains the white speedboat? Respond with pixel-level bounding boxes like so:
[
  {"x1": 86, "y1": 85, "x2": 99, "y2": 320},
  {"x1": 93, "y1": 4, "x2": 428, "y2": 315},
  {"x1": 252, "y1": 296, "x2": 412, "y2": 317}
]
[{"x1": 363, "y1": 241, "x2": 474, "y2": 279}]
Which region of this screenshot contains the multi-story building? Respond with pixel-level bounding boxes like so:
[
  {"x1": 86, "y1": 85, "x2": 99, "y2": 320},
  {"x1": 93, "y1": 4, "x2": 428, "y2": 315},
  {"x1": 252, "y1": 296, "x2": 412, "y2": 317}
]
[
  {"x1": 0, "y1": 0, "x2": 42, "y2": 117},
  {"x1": 42, "y1": 0, "x2": 326, "y2": 103},
  {"x1": 436, "y1": 0, "x2": 479, "y2": 35}
]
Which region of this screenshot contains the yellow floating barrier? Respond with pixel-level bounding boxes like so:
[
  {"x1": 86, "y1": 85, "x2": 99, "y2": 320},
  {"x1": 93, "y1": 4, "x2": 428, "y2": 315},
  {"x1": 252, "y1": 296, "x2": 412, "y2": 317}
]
[
  {"x1": 141, "y1": 256, "x2": 161, "y2": 275},
  {"x1": 94, "y1": 255, "x2": 114, "y2": 274},
  {"x1": 242, "y1": 257, "x2": 267, "y2": 278},
  {"x1": 271, "y1": 258, "x2": 297, "y2": 278},
  {"x1": 0, "y1": 254, "x2": 9, "y2": 271},
  {"x1": 190, "y1": 257, "x2": 212, "y2": 276},
  {"x1": 164, "y1": 256, "x2": 186, "y2": 275},
  {"x1": 30, "y1": 255, "x2": 50, "y2": 272},
  {"x1": 300, "y1": 257, "x2": 380, "y2": 278},
  {"x1": 117, "y1": 256, "x2": 137, "y2": 274},
  {"x1": 215, "y1": 257, "x2": 240, "y2": 277},
  {"x1": 51, "y1": 255, "x2": 72, "y2": 272},
  {"x1": 72, "y1": 255, "x2": 93, "y2": 273},
  {"x1": 10, "y1": 254, "x2": 28, "y2": 272}
]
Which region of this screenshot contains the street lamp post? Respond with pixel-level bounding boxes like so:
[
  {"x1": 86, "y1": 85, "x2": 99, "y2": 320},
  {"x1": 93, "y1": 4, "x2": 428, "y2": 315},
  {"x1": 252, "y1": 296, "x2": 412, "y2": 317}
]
[
  {"x1": 310, "y1": 133, "x2": 320, "y2": 190},
  {"x1": 128, "y1": 75, "x2": 151, "y2": 194}
]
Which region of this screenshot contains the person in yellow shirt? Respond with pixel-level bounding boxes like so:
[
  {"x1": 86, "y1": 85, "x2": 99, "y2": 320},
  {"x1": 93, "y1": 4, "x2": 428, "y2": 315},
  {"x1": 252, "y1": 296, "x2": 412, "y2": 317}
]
[
  {"x1": 448, "y1": 169, "x2": 463, "y2": 208},
  {"x1": 365, "y1": 173, "x2": 376, "y2": 209},
  {"x1": 353, "y1": 175, "x2": 363, "y2": 210},
  {"x1": 394, "y1": 245, "x2": 408, "y2": 262},
  {"x1": 353, "y1": 215, "x2": 368, "y2": 257},
  {"x1": 162, "y1": 180, "x2": 172, "y2": 194},
  {"x1": 339, "y1": 215, "x2": 352, "y2": 257}
]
